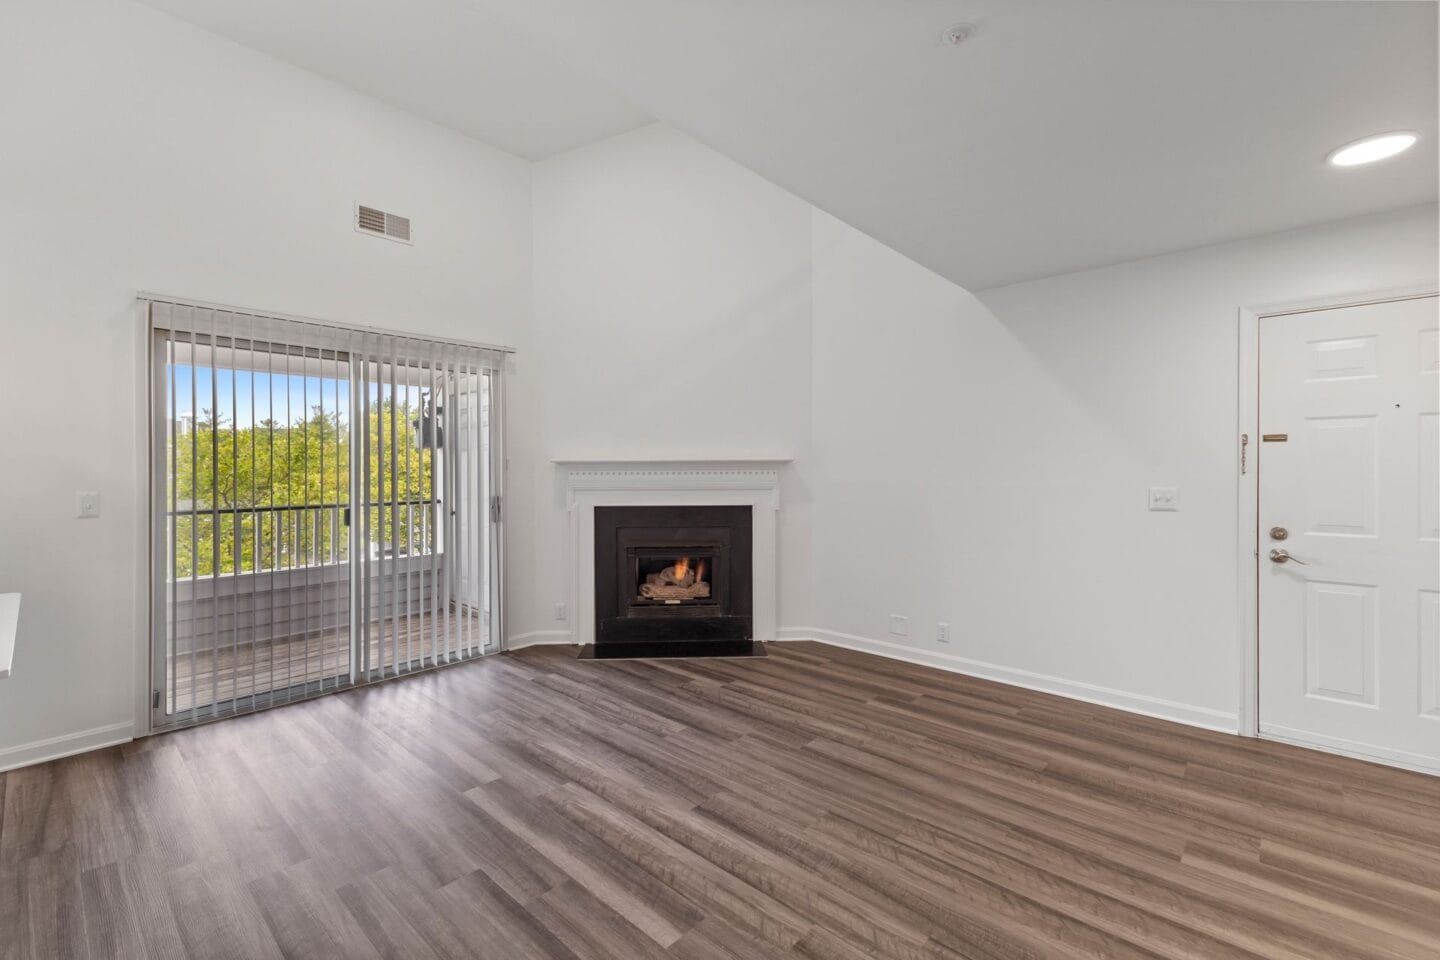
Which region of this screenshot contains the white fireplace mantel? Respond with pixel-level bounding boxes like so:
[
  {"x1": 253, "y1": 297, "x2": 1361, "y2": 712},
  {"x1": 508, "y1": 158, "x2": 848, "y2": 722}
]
[{"x1": 554, "y1": 459, "x2": 790, "y2": 648}]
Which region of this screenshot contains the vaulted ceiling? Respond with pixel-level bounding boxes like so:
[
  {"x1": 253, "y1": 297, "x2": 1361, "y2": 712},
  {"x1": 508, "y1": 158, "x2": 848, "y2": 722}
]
[
  {"x1": 135, "y1": 0, "x2": 652, "y2": 160},
  {"x1": 141, "y1": 0, "x2": 1437, "y2": 289}
]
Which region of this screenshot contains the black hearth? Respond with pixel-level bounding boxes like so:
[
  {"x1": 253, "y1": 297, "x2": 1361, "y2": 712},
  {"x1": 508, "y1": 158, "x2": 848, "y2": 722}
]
[{"x1": 589, "y1": 505, "x2": 757, "y2": 658}]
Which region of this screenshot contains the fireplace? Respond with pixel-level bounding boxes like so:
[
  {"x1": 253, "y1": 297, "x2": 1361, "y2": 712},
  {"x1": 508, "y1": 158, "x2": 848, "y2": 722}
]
[{"x1": 591, "y1": 505, "x2": 755, "y2": 658}]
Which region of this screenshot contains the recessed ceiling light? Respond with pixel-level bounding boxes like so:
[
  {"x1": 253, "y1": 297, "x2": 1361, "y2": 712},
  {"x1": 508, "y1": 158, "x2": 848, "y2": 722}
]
[{"x1": 1327, "y1": 132, "x2": 1418, "y2": 167}]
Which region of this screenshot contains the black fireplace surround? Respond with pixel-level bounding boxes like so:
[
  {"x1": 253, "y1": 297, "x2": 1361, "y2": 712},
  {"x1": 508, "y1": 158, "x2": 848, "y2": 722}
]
[{"x1": 592, "y1": 505, "x2": 753, "y2": 658}]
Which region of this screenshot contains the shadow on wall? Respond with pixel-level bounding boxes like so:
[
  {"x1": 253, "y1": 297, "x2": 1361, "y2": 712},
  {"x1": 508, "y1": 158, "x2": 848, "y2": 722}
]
[{"x1": 808, "y1": 208, "x2": 1238, "y2": 718}]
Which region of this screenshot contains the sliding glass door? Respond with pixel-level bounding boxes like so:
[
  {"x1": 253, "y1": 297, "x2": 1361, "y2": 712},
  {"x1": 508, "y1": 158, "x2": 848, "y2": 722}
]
[
  {"x1": 350, "y1": 342, "x2": 499, "y2": 681},
  {"x1": 147, "y1": 299, "x2": 505, "y2": 729}
]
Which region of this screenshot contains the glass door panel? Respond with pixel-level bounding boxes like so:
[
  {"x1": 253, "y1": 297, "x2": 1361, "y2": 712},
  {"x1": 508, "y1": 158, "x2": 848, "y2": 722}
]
[
  {"x1": 351, "y1": 352, "x2": 497, "y2": 681},
  {"x1": 155, "y1": 321, "x2": 351, "y2": 724}
]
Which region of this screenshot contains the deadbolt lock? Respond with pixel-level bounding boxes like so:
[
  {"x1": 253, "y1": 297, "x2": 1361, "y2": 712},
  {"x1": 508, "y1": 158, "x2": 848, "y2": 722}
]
[{"x1": 1269, "y1": 526, "x2": 1289, "y2": 541}]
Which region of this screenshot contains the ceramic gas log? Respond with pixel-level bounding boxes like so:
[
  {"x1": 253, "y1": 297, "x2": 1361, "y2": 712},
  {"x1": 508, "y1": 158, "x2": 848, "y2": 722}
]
[{"x1": 638, "y1": 556, "x2": 712, "y2": 600}]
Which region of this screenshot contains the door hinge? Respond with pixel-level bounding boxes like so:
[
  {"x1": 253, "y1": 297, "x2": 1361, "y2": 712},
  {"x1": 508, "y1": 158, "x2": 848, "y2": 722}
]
[
  {"x1": 490, "y1": 495, "x2": 501, "y2": 523},
  {"x1": 1240, "y1": 433, "x2": 1249, "y2": 476},
  {"x1": 152, "y1": 689, "x2": 161, "y2": 709}
]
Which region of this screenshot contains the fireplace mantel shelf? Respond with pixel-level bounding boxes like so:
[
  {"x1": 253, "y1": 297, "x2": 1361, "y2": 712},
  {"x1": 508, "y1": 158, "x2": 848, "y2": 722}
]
[{"x1": 556, "y1": 460, "x2": 790, "y2": 509}]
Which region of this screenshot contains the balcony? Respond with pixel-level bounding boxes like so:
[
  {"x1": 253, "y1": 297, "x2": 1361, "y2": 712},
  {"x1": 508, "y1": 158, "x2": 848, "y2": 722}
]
[{"x1": 161, "y1": 500, "x2": 490, "y2": 718}]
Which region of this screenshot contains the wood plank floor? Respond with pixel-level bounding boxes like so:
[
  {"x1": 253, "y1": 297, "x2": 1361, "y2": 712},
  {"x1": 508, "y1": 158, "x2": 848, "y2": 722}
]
[{"x1": 3, "y1": 641, "x2": 1438, "y2": 960}]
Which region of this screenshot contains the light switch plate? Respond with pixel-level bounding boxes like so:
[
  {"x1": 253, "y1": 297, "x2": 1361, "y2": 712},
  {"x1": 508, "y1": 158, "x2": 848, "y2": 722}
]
[
  {"x1": 1148, "y1": 486, "x2": 1179, "y2": 511},
  {"x1": 77, "y1": 491, "x2": 100, "y2": 519}
]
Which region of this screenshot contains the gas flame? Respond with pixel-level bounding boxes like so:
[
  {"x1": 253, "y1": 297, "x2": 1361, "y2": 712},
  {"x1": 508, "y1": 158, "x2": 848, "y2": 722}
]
[
  {"x1": 696, "y1": 558, "x2": 707, "y2": 582},
  {"x1": 673, "y1": 556, "x2": 690, "y2": 580}
]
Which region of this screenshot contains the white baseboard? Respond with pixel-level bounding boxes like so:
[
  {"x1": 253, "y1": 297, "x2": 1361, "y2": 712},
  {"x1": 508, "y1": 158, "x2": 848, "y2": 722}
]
[
  {"x1": 507, "y1": 630, "x2": 575, "y2": 650},
  {"x1": 777, "y1": 627, "x2": 1238, "y2": 734},
  {"x1": 0, "y1": 721, "x2": 134, "y2": 773},
  {"x1": 1259, "y1": 723, "x2": 1440, "y2": 777}
]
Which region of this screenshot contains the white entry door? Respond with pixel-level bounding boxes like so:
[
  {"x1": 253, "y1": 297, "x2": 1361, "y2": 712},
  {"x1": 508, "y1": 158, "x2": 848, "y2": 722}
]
[{"x1": 1258, "y1": 295, "x2": 1440, "y2": 772}]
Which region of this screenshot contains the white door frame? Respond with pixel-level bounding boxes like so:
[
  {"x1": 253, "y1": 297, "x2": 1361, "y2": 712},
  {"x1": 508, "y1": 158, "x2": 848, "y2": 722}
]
[{"x1": 1235, "y1": 282, "x2": 1438, "y2": 740}]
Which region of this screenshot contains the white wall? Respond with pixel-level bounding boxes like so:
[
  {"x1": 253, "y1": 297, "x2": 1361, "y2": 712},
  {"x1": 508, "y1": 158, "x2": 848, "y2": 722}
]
[
  {"x1": 0, "y1": 0, "x2": 533, "y2": 766},
  {"x1": 523, "y1": 125, "x2": 814, "y2": 640},
  {"x1": 809, "y1": 203, "x2": 1439, "y2": 727}
]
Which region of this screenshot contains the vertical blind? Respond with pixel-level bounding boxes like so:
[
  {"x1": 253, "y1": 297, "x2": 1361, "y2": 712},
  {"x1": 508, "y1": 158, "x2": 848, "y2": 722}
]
[{"x1": 146, "y1": 297, "x2": 507, "y2": 728}]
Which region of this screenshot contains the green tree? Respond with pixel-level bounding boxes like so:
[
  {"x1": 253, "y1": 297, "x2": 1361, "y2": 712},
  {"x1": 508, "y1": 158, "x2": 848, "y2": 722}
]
[{"x1": 169, "y1": 397, "x2": 432, "y2": 579}]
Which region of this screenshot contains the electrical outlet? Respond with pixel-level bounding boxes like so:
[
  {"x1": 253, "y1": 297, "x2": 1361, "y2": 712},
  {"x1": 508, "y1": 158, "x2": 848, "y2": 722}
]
[
  {"x1": 1148, "y1": 486, "x2": 1179, "y2": 512},
  {"x1": 937, "y1": 622, "x2": 950, "y2": 643},
  {"x1": 77, "y1": 491, "x2": 100, "y2": 519},
  {"x1": 554, "y1": 601, "x2": 567, "y2": 622},
  {"x1": 888, "y1": 614, "x2": 909, "y2": 637}
]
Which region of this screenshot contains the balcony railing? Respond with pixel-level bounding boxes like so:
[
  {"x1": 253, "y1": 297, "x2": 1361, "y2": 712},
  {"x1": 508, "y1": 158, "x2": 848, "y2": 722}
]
[{"x1": 167, "y1": 500, "x2": 440, "y2": 580}]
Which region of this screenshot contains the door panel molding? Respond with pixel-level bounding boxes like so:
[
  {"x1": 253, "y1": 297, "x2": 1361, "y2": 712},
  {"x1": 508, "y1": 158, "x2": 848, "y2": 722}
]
[
  {"x1": 1419, "y1": 589, "x2": 1439, "y2": 719},
  {"x1": 1302, "y1": 580, "x2": 1378, "y2": 706}
]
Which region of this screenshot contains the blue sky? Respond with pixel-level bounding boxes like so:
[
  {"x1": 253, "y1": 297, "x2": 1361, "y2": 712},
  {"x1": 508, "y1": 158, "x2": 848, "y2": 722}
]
[
  {"x1": 169, "y1": 366, "x2": 428, "y2": 428},
  {"x1": 170, "y1": 366, "x2": 348, "y2": 428}
]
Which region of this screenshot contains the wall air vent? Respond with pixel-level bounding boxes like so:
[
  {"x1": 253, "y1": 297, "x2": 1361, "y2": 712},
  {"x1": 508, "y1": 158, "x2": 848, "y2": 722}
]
[{"x1": 355, "y1": 203, "x2": 412, "y2": 244}]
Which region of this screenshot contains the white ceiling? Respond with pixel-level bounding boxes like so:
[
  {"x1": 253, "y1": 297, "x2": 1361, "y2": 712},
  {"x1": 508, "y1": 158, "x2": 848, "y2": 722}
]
[
  {"x1": 141, "y1": 0, "x2": 1436, "y2": 289},
  {"x1": 463, "y1": 0, "x2": 1438, "y2": 289},
  {"x1": 135, "y1": 0, "x2": 652, "y2": 160}
]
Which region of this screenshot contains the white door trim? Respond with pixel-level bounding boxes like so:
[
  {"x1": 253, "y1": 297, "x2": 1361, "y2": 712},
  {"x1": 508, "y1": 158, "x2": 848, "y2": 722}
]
[
  {"x1": 134, "y1": 299, "x2": 155, "y2": 741},
  {"x1": 1236, "y1": 282, "x2": 1439, "y2": 742}
]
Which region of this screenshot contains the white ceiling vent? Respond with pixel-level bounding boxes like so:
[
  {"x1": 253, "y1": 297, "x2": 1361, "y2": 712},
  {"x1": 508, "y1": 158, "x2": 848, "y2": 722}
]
[{"x1": 355, "y1": 203, "x2": 412, "y2": 244}]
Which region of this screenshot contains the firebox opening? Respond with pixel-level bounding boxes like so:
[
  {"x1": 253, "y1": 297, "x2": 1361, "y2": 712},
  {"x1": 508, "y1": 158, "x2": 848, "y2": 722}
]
[
  {"x1": 634, "y1": 553, "x2": 715, "y2": 605},
  {"x1": 593, "y1": 505, "x2": 752, "y2": 655}
]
